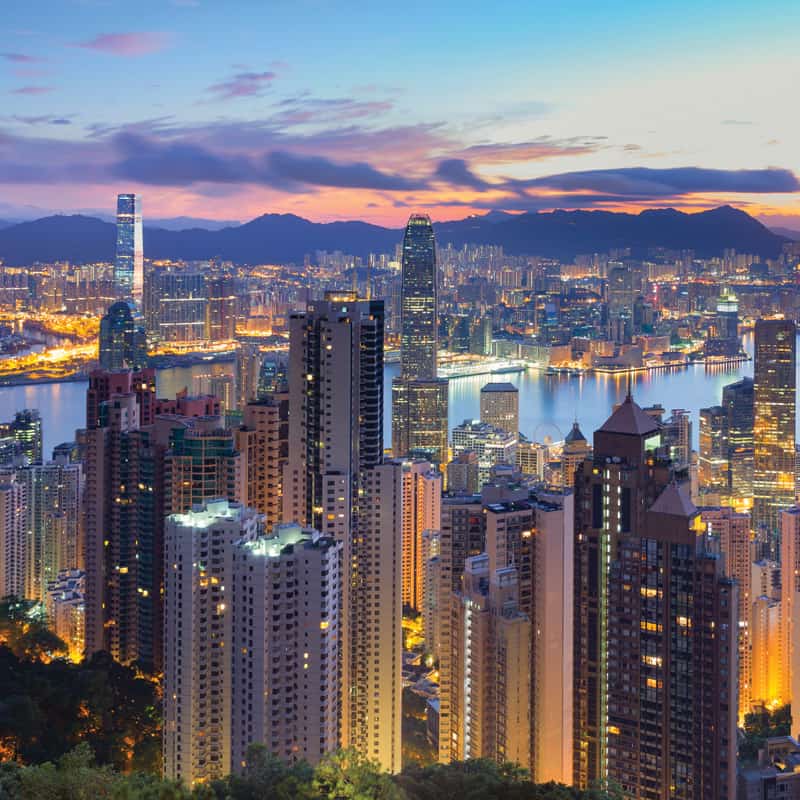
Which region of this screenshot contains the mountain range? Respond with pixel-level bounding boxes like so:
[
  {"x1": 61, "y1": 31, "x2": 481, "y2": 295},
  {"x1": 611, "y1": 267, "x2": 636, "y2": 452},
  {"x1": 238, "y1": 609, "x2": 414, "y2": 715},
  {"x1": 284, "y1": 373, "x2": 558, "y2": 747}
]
[{"x1": 0, "y1": 205, "x2": 788, "y2": 266}]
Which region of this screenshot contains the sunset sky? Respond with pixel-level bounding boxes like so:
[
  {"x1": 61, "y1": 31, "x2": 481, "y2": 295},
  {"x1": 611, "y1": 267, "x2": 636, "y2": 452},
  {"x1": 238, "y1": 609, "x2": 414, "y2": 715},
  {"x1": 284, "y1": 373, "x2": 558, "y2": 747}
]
[{"x1": 2, "y1": 0, "x2": 799, "y2": 228}]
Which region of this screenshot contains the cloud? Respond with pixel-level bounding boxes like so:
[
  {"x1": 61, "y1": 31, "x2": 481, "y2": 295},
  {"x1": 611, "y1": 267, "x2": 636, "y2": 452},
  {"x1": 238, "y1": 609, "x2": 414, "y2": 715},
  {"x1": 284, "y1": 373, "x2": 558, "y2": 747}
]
[
  {"x1": 7, "y1": 115, "x2": 72, "y2": 125},
  {"x1": 206, "y1": 71, "x2": 277, "y2": 100},
  {"x1": 1, "y1": 52, "x2": 43, "y2": 63},
  {"x1": 457, "y1": 136, "x2": 605, "y2": 164},
  {"x1": 434, "y1": 159, "x2": 490, "y2": 190},
  {"x1": 516, "y1": 166, "x2": 800, "y2": 197},
  {"x1": 10, "y1": 86, "x2": 55, "y2": 95},
  {"x1": 721, "y1": 119, "x2": 753, "y2": 126},
  {"x1": 266, "y1": 150, "x2": 423, "y2": 191},
  {"x1": 75, "y1": 32, "x2": 171, "y2": 57}
]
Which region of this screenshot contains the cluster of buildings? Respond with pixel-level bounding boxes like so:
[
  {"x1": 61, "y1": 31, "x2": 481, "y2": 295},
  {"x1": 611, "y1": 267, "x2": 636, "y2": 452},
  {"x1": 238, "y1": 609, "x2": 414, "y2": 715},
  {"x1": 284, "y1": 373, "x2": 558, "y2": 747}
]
[{"x1": 3, "y1": 196, "x2": 800, "y2": 799}]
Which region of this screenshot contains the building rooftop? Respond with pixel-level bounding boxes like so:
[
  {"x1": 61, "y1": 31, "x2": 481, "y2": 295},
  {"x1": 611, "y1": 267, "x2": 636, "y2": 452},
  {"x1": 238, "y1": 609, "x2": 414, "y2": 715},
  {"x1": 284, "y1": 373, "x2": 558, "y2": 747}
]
[
  {"x1": 650, "y1": 482, "x2": 697, "y2": 518},
  {"x1": 598, "y1": 394, "x2": 661, "y2": 437},
  {"x1": 565, "y1": 420, "x2": 587, "y2": 444},
  {"x1": 480, "y1": 382, "x2": 518, "y2": 393}
]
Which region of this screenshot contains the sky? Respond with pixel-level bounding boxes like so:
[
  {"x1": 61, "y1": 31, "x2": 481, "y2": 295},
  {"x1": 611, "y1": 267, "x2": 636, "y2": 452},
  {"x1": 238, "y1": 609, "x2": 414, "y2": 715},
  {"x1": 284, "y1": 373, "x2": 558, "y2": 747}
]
[{"x1": 1, "y1": 0, "x2": 799, "y2": 228}]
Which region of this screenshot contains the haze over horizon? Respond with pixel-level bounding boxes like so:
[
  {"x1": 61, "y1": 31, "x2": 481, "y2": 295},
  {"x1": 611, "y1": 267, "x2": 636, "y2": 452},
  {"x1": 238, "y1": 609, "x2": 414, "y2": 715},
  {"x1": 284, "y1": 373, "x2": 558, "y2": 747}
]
[{"x1": 2, "y1": 0, "x2": 799, "y2": 228}]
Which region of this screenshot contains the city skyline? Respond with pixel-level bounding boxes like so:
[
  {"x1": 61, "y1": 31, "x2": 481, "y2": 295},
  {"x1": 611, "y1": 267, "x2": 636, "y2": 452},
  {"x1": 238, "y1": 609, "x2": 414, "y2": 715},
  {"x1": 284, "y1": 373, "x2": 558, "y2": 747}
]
[{"x1": 1, "y1": 1, "x2": 799, "y2": 227}]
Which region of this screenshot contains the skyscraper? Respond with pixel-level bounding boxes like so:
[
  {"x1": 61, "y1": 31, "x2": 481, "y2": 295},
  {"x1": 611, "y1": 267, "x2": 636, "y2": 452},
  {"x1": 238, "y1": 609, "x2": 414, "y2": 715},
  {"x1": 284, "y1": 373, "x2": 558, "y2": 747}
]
[
  {"x1": 753, "y1": 319, "x2": 796, "y2": 552},
  {"x1": 283, "y1": 292, "x2": 401, "y2": 772},
  {"x1": 699, "y1": 405, "x2": 730, "y2": 497},
  {"x1": 114, "y1": 193, "x2": 143, "y2": 303},
  {"x1": 163, "y1": 500, "x2": 261, "y2": 785},
  {"x1": 400, "y1": 214, "x2": 437, "y2": 380},
  {"x1": 391, "y1": 214, "x2": 448, "y2": 465},
  {"x1": 480, "y1": 381, "x2": 519, "y2": 436},
  {"x1": 0, "y1": 409, "x2": 43, "y2": 464},
  {"x1": 230, "y1": 523, "x2": 342, "y2": 769},
  {"x1": 572, "y1": 396, "x2": 737, "y2": 798},
  {"x1": 722, "y1": 376, "x2": 754, "y2": 501},
  {"x1": 98, "y1": 301, "x2": 147, "y2": 371}
]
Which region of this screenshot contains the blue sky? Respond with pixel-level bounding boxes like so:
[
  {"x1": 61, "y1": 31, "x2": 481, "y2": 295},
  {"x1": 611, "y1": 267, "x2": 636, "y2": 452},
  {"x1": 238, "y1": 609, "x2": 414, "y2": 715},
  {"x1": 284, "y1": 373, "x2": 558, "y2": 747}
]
[{"x1": 2, "y1": 0, "x2": 799, "y2": 226}]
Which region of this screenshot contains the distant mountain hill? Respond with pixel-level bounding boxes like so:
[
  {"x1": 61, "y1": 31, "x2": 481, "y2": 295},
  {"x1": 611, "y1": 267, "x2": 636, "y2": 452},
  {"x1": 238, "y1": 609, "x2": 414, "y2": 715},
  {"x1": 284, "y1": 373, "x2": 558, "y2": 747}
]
[
  {"x1": 0, "y1": 205, "x2": 786, "y2": 266},
  {"x1": 770, "y1": 226, "x2": 800, "y2": 241}
]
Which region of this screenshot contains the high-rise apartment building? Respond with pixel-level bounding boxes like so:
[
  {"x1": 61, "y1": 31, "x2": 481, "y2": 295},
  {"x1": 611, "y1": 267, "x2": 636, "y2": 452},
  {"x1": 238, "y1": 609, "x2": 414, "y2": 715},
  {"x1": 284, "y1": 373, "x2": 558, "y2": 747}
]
[
  {"x1": 399, "y1": 460, "x2": 441, "y2": 612},
  {"x1": 45, "y1": 569, "x2": 85, "y2": 662},
  {"x1": 391, "y1": 214, "x2": 448, "y2": 465},
  {"x1": 781, "y1": 507, "x2": 800, "y2": 738},
  {"x1": 205, "y1": 274, "x2": 237, "y2": 342},
  {"x1": 561, "y1": 422, "x2": 591, "y2": 490},
  {"x1": 99, "y1": 301, "x2": 147, "y2": 371},
  {"x1": 163, "y1": 500, "x2": 261, "y2": 785},
  {"x1": 283, "y1": 292, "x2": 401, "y2": 772},
  {"x1": 230, "y1": 523, "x2": 342, "y2": 769},
  {"x1": 573, "y1": 395, "x2": 737, "y2": 799},
  {"x1": 115, "y1": 194, "x2": 143, "y2": 303},
  {"x1": 0, "y1": 479, "x2": 25, "y2": 598},
  {"x1": 700, "y1": 506, "x2": 752, "y2": 716},
  {"x1": 753, "y1": 319, "x2": 796, "y2": 553},
  {"x1": 480, "y1": 382, "x2": 519, "y2": 436},
  {"x1": 238, "y1": 393, "x2": 288, "y2": 531}
]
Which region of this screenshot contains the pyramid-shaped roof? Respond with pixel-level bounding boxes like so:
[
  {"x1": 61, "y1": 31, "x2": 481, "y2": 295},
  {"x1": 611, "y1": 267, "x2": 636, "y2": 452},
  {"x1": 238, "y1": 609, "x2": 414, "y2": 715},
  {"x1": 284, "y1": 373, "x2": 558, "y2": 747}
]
[
  {"x1": 565, "y1": 421, "x2": 587, "y2": 444},
  {"x1": 598, "y1": 394, "x2": 660, "y2": 437},
  {"x1": 649, "y1": 482, "x2": 697, "y2": 518}
]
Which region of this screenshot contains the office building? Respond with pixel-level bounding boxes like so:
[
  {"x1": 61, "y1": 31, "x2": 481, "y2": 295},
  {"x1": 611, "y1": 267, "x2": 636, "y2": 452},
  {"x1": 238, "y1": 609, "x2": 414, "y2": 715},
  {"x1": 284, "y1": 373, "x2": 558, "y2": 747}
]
[
  {"x1": 99, "y1": 300, "x2": 147, "y2": 371},
  {"x1": 753, "y1": 320, "x2": 796, "y2": 553},
  {"x1": 573, "y1": 395, "x2": 737, "y2": 799},
  {"x1": 480, "y1": 382, "x2": 519, "y2": 436},
  {"x1": 722, "y1": 377, "x2": 754, "y2": 502},
  {"x1": 0, "y1": 409, "x2": 43, "y2": 464},
  {"x1": 391, "y1": 378, "x2": 449, "y2": 465},
  {"x1": 699, "y1": 406, "x2": 730, "y2": 496},
  {"x1": 705, "y1": 292, "x2": 741, "y2": 358},
  {"x1": 400, "y1": 460, "x2": 441, "y2": 612},
  {"x1": 115, "y1": 193, "x2": 143, "y2": 303},
  {"x1": 144, "y1": 269, "x2": 207, "y2": 344},
  {"x1": 231, "y1": 523, "x2": 342, "y2": 769},
  {"x1": 163, "y1": 500, "x2": 261, "y2": 785},
  {"x1": 392, "y1": 214, "x2": 448, "y2": 465},
  {"x1": 205, "y1": 274, "x2": 237, "y2": 342}
]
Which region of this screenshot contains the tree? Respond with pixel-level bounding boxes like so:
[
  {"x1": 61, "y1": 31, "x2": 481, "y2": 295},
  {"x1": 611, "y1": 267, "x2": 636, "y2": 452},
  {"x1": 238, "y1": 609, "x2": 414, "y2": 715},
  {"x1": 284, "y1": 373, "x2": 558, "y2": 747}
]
[{"x1": 313, "y1": 749, "x2": 402, "y2": 800}]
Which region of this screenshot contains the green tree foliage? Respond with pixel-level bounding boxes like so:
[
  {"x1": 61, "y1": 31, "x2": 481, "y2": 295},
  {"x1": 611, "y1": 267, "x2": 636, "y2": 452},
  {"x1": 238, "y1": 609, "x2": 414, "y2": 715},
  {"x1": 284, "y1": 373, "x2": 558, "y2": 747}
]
[
  {"x1": 0, "y1": 598, "x2": 67, "y2": 662},
  {"x1": 0, "y1": 647, "x2": 161, "y2": 771},
  {"x1": 739, "y1": 704, "x2": 792, "y2": 763}
]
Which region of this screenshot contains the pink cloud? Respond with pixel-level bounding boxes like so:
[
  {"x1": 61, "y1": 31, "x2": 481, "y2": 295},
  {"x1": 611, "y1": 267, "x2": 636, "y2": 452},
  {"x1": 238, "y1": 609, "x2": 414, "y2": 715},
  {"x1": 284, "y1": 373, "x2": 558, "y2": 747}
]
[
  {"x1": 10, "y1": 86, "x2": 55, "y2": 95},
  {"x1": 206, "y1": 71, "x2": 277, "y2": 101},
  {"x1": 75, "y1": 32, "x2": 171, "y2": 57}
]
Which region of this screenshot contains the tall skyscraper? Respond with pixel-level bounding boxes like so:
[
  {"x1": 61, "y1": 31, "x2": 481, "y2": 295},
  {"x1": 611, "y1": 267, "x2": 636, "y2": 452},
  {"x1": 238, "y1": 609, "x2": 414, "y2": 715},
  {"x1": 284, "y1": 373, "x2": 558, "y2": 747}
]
[
  {"x1": 0, "y1": 479, "x2": 26, "y2": 598},
  {"x1": 143, "y1": 269, "x2": 207, "y2": 344},
  {"x1": 572, "y1": 395, "x2": 737, "y2": 799},
  {"x1": 163, "y1": 500, "x2": 261, "y2": 785},
  {"x1": 480, "y1": 381, "x2": 519, "y2": 435},
  {"x1": 115, "y1": 193, "x2": 143, "y2": 303},
  {"x1": 399, "y1": 460, "x2": 441, "y2": 612},
  {"x1": 0, "y1": 409, "x2": 43, "y2": 464},
  {"x1": 699, "y1": 405, "x2": 730, "y2": 496},
  {"x1": 283, "y1": 292, "x2": 401, "y2": 772},
  {"x1": 230, "y1": 523, "x2": 342, "y2": 769},
  {"x1": 781, "y1": 507, "x2": 800, "y2": 738},
  {"x1": 98, "y1": 300, "x2": 147, "y2": 371},
  {"x1": 722, "y1": 376, "x2": 754, "y2": 502},
  {"x1": 391, "y1": 214, "x2": 448, "y2": 465},
  {"x1": 753, "y1": 319, "x2": 796, "y2": 552},
  {"x1": 400, "y1": 214, "x2": 437, "y2": 380}
]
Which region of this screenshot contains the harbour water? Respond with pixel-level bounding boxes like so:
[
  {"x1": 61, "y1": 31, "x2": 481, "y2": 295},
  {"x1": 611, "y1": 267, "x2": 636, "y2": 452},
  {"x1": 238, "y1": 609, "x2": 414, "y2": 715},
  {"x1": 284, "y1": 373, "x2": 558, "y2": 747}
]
[{"x1": 0, "y1": 332, "x2": 793, "y2": 461}]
